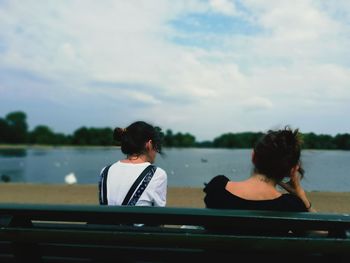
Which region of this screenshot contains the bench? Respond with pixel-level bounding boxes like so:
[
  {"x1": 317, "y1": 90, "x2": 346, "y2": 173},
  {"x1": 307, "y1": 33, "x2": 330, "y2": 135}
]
[{"x1": 0, "y1": 203, "x2": 349, "y2": 262}]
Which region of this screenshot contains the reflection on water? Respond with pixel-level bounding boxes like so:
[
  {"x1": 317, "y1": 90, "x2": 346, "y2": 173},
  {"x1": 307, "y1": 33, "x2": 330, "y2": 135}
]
[
  {"x1": 31, "y1": 149, "x2": 49, "y2": 156},
  {"x1": 0, "y1": 149, "x2": 27, "y2": 183},
  {"x1": 0, "y1": 168, "x2": 25, "y2": 183},
  {"x1": 1, "y1": 174, "x2": 11, "y2": 182},
  {"x1": 0, "y1": 149, "x2": 27, "y2": 157}
]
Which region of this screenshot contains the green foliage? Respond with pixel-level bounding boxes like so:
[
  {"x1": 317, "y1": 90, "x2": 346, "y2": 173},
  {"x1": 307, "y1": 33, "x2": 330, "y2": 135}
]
[
  {"x1": 163, "y1": 129, "x2": 196, "y2": 147},
  {"x1": 0, "y1": 111, "x2": 349, "y2": 149},
  {"x1": 5, "y1": 111, "x2": 28, "y2": 143},
  {"x1": 28, "y1": 125, "x2": 71, "y2": 145},
  {"x1": 195, "y1": 140, "x2": 213, "y2": 148},
  {"x1": 29, "y1": 125, "x2": 56, "y2": 144},
  {"x1": 301, "y1": 133, "x2": 337, "y2": 149},
  {"x1": 0, "y1": 118, "x2": 10, "y2": 143},
  {"x1": 163, "y1": 129, "x2": 174, "y2": 146},
  {"x1": 334, "y1": 134, "x2": 350, "y2": 150},
  {"x1": 72, "y1": 127, "x2": 113, "y2": 146},
  {"x1": 213, "y1": 132, "x2": 263, "y2": 148}
]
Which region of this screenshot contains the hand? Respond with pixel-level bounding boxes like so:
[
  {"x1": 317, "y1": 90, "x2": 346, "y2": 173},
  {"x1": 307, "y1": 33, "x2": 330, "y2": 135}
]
[
  {"x1": 278, "y1": 181, "x2": 296, "y2": 195},
  {"x1": 278, "y1": 165, "x2": 314, "y2": 211},
  {"x1": 278, "y1": 165, "x2": 302, "y2": 195}
]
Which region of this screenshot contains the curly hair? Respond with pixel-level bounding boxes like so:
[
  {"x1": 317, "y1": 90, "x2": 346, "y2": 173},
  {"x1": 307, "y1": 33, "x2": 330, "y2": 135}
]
[{"x1": 253, "y1": 126, "x2": 303, "y2": 182}]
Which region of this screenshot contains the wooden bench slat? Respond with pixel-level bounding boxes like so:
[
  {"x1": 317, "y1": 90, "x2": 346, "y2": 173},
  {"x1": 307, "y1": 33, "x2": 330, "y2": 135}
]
[
  {"x1": 0, "y1": 203, "x2": 349, "y2": 262},
  {"x1": 1, "y1": 204, "x2": 350, "y2": 230}
]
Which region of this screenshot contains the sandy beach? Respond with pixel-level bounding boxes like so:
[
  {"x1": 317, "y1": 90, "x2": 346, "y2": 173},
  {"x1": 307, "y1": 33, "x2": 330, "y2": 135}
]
[{"x1": 0, "y1": 183, "x2": 349, "y2": 214}]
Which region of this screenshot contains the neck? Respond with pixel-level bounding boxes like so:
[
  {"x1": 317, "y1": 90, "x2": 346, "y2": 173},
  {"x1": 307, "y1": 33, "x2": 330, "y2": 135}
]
[
  {"x1": 250, "y1": 173, "x2": 277, "y2": 187},
  {"x1": 125, "y1": 154, "x2": 149, "y2": 164}
]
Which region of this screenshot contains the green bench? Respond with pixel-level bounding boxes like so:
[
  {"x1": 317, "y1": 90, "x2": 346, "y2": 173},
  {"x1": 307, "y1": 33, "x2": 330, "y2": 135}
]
[{"x1": 0, "y1": 203, "x2": 349, "y2": 262}]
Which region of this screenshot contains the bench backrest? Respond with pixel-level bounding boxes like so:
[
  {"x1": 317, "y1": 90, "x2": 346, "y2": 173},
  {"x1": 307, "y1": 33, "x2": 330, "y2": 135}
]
[{"x1": 0, "y1": 204, "x2": 349, "y2": 262}]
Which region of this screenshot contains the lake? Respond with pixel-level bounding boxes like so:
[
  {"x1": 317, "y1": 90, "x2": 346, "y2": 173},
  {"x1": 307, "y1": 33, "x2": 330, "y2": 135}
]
[{"x1": 0, "y1": 147, "x2": 349, "y2": 192}]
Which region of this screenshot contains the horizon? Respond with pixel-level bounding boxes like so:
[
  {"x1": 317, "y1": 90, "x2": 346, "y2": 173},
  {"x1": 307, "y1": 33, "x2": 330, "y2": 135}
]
[
  {"x1": 2, "y1": 109, "x2": 349, "y2": 143},
  {"x1": 1, "y1": 1, "x2": 350, "y2": 141}
]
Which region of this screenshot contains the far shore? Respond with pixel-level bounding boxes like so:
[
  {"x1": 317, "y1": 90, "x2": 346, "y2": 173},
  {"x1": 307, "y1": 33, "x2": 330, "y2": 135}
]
[
  {"x1": 1, "y1": 144, "x2": 349, "y2": 151},
  {"x1": 0, "y1": 183, "x2": 349, "y2": 214},
  {"x1": 0, "y1": 144, "x2": 120, "y2": 149}
]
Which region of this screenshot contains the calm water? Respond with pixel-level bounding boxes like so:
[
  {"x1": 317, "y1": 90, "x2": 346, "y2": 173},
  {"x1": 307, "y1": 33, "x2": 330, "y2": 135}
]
[{"x1": 0, "y1": 147, "x2": 349, "y2": 192}]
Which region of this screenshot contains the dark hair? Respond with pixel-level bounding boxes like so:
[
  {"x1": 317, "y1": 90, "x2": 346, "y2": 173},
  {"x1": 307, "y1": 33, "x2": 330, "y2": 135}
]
[
  {"x1": 113, "y1": 121, "x2": 163, "y2": 155},
  {"x1": 253, "y1": 126, "x2": 304, "y2": 182}
]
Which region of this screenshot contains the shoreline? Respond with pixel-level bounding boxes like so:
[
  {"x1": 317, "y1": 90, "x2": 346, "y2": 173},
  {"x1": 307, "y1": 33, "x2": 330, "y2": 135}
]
[
  {"x1": 1, "y1": 144, "x2": 349, "y2": 151},
  {"x1": 0, "y1": 144, "x2": 120, "y2": 149},
  {"x1": 0, "y1": 183, "x2": 349, "y2": 213}
]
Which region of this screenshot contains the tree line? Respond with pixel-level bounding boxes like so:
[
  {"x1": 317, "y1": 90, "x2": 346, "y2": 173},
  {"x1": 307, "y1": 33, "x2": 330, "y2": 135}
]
[{"x1": 0, "y1": 111, "x2": 350, "y2": 149}]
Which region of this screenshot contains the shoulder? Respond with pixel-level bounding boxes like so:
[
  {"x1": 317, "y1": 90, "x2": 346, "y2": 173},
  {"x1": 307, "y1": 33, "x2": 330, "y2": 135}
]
[
  {"x1": 203, "y1": 175, "x2": 230, "y2": 194},
  {"x1": 151, "y1": 166, "x2": 167, "y2": 182},
  {"x1": 153, "y1": 165, "x2": 166, "y2": 174},
  {"x1": 99, "y1": 162, "x2": 115, "y2": 175},
  {"x1": 280, "y1": 194, "x2": 308, "y2": 212},
  {"x1": 153, "y1": 166, "x2": 167, "y2": 176},
  {"x1": 203, "y1": 175, "x2": 230, "y2": 209}
]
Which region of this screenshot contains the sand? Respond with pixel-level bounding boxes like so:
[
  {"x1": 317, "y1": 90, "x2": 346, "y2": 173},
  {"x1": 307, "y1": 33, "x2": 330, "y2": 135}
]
[{"x1": 0, "y1": 183, "x2": 349, "y2": 214}]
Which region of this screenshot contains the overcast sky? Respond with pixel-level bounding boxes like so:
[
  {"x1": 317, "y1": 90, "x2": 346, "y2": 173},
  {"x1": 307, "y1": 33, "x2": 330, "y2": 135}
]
[{"x1": 1, "y1": 0, "x2": 349, "y2": 141}]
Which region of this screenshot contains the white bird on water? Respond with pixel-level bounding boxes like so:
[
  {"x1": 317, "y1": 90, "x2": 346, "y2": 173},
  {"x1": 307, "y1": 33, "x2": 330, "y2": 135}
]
[{"x1": 65, "y1": 172, "x2": 77, "y2": 184}]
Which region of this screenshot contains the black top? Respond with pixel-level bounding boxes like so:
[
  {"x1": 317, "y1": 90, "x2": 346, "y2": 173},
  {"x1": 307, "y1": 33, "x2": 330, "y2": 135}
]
[{"x1": 203, "y1": 175, "x2": 308, "y2": 212}]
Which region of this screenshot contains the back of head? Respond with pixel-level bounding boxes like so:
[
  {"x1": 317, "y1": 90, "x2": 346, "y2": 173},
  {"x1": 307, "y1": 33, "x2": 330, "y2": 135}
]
[
  {"x1": 253, "y1": 126, "x2": 303, "y2": 182},
  {"x1": 113, "y1": 121, "x2": 163, "y2": 155}
]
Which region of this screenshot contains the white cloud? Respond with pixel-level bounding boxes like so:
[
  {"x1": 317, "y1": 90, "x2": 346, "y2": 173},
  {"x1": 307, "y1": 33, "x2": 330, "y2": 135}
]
[
  {"x1": 209, "y1": 0, "x2": 238, "y2": 16},
  {"x1": 0, "y1": 0, "x2": 350, "y2": 140},
  {"x1": 241, "y1": 97, "x2": 273, "y2": 111}
]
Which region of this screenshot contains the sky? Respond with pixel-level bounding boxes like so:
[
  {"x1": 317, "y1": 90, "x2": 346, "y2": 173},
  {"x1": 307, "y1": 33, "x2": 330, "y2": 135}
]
[{"x1": 0, "y1": 0, "x2": 350, "y2": 141}]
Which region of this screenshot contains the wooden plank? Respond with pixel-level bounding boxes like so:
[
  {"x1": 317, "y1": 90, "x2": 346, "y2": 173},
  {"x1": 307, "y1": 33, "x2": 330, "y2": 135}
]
[
  {"x1": 1, "y1": 227, "x2": 350, "y2": 253},
  {"x1": 1, "y1": 204, "x2": 350, "y2": 230},
  {"x1": 0, "y1": 204, "x2": 350, "y2": 262}
]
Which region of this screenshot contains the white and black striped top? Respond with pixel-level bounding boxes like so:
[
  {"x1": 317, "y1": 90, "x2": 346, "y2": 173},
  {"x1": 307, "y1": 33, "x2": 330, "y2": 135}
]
[{"x1": 98, "y1": 161, "x2": 167, "y2": 207}]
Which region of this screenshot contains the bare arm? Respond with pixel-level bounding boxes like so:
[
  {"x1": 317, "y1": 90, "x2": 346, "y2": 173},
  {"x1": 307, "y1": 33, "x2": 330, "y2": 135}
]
[{"x1": 278, "y1": 166, "x2": 316, "y2": 212}]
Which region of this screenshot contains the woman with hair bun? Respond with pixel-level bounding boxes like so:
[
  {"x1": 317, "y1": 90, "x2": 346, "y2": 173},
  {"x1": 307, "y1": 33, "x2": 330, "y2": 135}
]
[
  {"x1": 204, "y1": 126, "x2": 315, "y2": 212},
  {"x1": 99, "y1": 121, "x2": 167, "y2": 207}
]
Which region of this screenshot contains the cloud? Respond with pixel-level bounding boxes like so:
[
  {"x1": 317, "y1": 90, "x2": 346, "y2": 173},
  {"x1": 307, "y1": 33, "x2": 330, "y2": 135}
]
[
  {"x1": 209, "y1": 0, "x2": 239, "y2": 16},
  {"x1": 241, "y1": 97, "x2": 273, "y2": 111},
  {"x1": 0, "y1": 1, "x2": 350, "y2": 140}
]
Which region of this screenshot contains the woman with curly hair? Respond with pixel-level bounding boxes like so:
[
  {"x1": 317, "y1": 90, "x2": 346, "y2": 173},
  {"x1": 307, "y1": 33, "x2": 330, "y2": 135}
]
[{"x1": 204, "y1": 127, "x2": 315, "y2": 212}]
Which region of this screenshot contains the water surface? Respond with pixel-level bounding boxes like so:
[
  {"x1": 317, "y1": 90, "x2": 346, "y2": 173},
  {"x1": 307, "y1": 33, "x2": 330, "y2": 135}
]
[{"x1": 0, "y1": 147, "x2": 349, "y2": 192}]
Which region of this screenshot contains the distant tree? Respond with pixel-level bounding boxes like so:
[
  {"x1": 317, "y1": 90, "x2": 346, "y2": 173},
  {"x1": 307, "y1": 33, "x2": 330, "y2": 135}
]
[
  {"x1": 72, "y1": 127, "x2": 113, "y2": 145},
  {"x1": 234, "y1": 132, "x2": 263, "y2": 148},
  {"x1": 302, "y1": 133, "x2": 336, "y2": 149},
  {"x1": 182, "y1": 133, "x2": 196, "y2": 147},
  {"x1": 88, "y1": 127, "x2": 113, "y2": 145},
  {"x1": 213, "y1": 133, "x2": 238, "y2": 148},
  {"x1": 172, "y1": 132, "x2": 196, "y2": 147},
  {"x1": 1, "y1": 110, "x2": 350, "y2": 150},
  {"x1": 5, "y1": 111, "x2": 28, "y2": 143},
  {"x1": 53, "y1": 133, "x2": 71, "y2": 145},
  {"x1": 164, "y1": 129, "x2": 174, "y2": 147},
  {"x1": 334, "y1": 134, "x2": 350, "y2": 150},
  {"x1": 213, "y1": 132, "x2": 264, "y2": 148},
  {"x1": 72, "y1": 127, "x2": 90, "y2": 145},
  {"x1": 163, "y1": 129, "x2": 196, "y2": 147},
  {"x1": 317, "y1": 134, "x2": 336, "y2": 149},
  {"x1": 29, "y1": 125, "x2": 55, "y2": 145},
  {"x1": 0, "y1": 118, "x2": 9, "y2": 143},
  {"x1": 301, "y1": 133, "x2": 318, "y2": 149},
  {"x1": 195, "y1": 140, "x2": 213, "y2": 148}
]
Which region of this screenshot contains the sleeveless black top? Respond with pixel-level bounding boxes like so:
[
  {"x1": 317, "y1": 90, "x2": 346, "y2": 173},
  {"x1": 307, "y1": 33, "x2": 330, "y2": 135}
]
[{"x1": 203, "y1": 175, "x2": 308, "y2": 212}]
